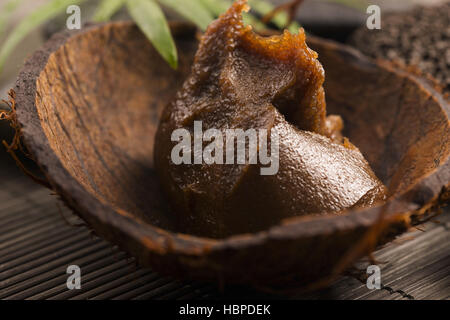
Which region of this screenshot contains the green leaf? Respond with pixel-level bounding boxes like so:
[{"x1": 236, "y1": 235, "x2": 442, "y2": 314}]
[
  {"x1": 287, "y1": 21, "x2": 301, "y2": 34},
  {"x1": 249, "y1": 0, "x2": 300, "y2": 33},
  {"x1": 0, "y1": 0, "x2": 87, "y2": 74},
  {"x1": 127, "y1": 0, "x2": 178, "y2": 69},
  {"x1": 0, "y1": 0, "x2": 25, "y2": 38},
  {"x1": 92, "y1": 0, "x2": 126, "y2": 22},
  {"x1": 197, "y1": 0, "x2": 266, "y2": 31},
  {"x1": 158, "y1": 0, "x2": 214, "y2": 31},
  {"x1": 198, "y1": 0, "x2": 231, "y2": 16},
  {"x1": 242, "y1": 13, "x2": 266, "y2": 31},
  {"x1": 249, "y1": 0, "x2": 286, "y2": 28}
]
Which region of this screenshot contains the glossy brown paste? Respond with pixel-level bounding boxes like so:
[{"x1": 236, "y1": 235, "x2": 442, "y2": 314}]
[{"x1": 155, "y1": 0, "x2": 387, "y2": 238}]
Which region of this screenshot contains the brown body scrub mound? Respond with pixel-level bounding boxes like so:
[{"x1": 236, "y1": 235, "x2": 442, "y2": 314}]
[{"x1": 155, "y1": 0, "x2": 387, "y2": 238}]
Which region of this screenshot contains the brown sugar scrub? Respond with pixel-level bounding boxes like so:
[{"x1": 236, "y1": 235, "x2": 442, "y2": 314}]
[{"x1": 155, "y1": 0, "x2": 387, "y2": 238}]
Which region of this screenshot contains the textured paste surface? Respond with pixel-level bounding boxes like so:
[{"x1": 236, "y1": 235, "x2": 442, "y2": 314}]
[{"x1": 155, "y1": 0, "x2": 386, "y2": 238}]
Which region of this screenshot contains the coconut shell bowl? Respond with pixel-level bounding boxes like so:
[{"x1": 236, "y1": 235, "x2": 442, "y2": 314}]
[{"x1": 6, "y1": 22, "x2": 449, "y2": 291}]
